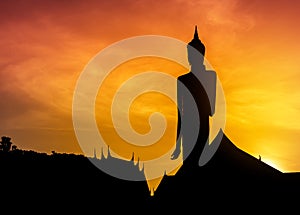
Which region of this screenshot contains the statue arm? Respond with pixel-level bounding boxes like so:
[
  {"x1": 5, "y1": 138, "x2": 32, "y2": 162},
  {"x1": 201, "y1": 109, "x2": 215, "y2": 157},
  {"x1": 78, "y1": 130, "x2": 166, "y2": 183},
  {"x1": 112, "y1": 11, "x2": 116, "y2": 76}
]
[
  {"x1": 171, "y1": 79, "x2": 183, "y2": 160},
  {"x1": 211, "y1": 71, "x2": 217, "y2": 116},
  {"x1": 205, "y1": 70, "x2": 217, "y2": 116}
]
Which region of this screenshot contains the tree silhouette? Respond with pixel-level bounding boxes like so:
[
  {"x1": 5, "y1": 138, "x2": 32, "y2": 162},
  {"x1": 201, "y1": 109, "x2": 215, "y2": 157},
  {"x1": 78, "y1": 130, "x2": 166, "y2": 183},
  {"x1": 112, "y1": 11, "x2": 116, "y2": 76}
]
[{"x1": 0, "y1": 136, "x2": 13, "y2": 152}]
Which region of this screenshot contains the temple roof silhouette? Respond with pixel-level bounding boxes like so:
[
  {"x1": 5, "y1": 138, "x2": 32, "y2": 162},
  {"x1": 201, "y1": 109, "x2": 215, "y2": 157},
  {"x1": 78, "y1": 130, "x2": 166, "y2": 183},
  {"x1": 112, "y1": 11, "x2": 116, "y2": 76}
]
[{"x1": 90, "y1": 146, "x2": 145, "y2": 180}]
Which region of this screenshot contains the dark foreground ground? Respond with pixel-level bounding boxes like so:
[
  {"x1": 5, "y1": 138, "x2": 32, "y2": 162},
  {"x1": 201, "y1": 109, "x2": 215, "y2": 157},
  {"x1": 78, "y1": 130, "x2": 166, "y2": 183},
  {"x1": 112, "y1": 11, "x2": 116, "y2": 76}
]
[{"x1": 1, "y1": 132, "x2": 299, "y2": 213}]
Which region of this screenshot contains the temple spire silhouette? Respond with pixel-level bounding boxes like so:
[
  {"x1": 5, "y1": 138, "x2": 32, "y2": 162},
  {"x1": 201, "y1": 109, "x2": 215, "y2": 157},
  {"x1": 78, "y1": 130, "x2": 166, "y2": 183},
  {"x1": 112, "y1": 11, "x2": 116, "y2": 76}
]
[{"x1": 93, "y1": 148, "x2": 97, "y2": 159}]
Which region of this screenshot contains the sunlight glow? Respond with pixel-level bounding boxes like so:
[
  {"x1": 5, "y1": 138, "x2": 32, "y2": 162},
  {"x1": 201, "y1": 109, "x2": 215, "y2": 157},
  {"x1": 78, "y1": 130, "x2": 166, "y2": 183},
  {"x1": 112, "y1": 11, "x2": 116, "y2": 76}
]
[{"x1": 262, "y1": 158, "x2": 281, "y2": 171}]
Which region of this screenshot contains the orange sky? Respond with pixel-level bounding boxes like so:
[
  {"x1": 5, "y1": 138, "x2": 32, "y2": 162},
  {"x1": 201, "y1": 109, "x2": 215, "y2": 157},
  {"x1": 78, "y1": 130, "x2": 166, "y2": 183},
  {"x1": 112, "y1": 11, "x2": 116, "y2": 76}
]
[{"x1": 1, "y1": 0, "x2": 300, "y2": 180}]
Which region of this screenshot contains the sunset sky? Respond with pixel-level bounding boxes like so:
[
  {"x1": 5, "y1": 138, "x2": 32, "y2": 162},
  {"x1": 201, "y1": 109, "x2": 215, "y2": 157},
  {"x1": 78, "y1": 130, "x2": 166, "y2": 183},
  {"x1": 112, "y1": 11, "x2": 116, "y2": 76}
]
[{"x1": 1, "y1": 0, "x2": 300, "y2": 185}]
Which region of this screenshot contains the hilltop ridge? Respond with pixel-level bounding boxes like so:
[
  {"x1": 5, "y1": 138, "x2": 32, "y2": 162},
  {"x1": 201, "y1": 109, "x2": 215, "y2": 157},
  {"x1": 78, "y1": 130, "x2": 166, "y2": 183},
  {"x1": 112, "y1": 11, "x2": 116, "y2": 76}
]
[{"x1": 0, "y1": 131, "x2": 299, "y2": 211}]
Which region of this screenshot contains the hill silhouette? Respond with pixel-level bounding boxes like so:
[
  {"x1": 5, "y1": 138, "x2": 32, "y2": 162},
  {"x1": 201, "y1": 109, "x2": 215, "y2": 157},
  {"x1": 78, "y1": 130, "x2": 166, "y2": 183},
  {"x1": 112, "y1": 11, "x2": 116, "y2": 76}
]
[{"x1": 1, "y1": 131, "x2": 299, "y2": 212}]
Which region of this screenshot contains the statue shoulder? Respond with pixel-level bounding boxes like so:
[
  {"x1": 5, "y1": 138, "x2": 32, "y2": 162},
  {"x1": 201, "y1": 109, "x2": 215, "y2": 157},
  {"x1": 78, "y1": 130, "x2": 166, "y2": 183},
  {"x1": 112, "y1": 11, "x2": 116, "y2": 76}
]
[
  {"x1": 177, "y1": 73, "x2": 192, "y2": 82},
  {"x1": 205, "y1": 70, "x2": 216, "y2": 78}
]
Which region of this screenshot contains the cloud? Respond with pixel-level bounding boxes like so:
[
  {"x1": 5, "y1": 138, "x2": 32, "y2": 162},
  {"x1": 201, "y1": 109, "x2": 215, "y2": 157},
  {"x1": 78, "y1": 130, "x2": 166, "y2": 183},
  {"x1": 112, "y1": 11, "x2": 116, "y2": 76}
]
[{"x1": 0, "y1": 81, "x2": 44, "y2": 126}]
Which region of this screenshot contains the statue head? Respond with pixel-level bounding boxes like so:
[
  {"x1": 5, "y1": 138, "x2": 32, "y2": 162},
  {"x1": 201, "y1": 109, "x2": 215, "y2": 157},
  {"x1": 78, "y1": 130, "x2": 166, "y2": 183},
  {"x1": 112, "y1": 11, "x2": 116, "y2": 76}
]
[{"x1": 187, "y1": 26, "x2": 205, "y2": 66}]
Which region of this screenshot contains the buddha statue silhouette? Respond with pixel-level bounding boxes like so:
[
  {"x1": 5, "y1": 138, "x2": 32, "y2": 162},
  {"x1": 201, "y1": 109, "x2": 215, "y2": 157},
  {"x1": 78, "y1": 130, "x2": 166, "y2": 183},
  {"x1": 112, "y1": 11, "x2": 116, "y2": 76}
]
[{"x1": 171, "y1": 26, "x2": 216, "y2": 168}]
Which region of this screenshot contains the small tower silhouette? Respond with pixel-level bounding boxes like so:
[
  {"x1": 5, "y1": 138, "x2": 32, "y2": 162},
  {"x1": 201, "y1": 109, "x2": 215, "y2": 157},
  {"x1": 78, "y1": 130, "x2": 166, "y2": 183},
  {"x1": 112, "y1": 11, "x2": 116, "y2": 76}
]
[
  {"x1": 107, "y1": 145, "x2": 111, "y2": 158},
  {"x1": 93, "y1": 148, "x2": 97, "y2": 159}
]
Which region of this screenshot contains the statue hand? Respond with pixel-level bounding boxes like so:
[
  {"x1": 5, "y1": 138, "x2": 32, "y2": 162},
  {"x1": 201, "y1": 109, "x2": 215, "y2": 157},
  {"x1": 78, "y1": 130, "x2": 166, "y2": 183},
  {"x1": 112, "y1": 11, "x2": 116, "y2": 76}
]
[{"x1": 171, "y1": 147, "x2": 181, "y2": 160}]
